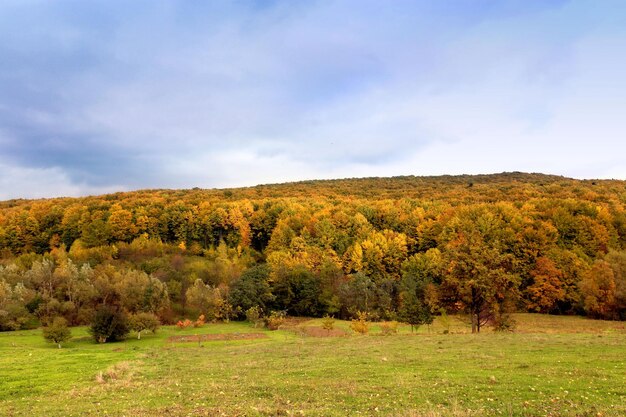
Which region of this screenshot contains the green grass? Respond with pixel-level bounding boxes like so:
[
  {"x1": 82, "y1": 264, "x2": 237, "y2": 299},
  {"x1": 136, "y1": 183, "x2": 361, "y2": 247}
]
[{"x1": 0, "y1": 314, "x2": 624, "y2": 416}]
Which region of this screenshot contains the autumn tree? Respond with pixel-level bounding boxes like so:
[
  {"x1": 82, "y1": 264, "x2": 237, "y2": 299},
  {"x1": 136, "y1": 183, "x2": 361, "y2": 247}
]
[
  {"x1": 1, "y1": 173, "x2": 626, "y2": 326},
  {"x1": 580, "y1": 260, "x2": 617, "y2": 319},
  {"x1": 107, "y1": 204, "x2": 137, "y2": 242},
  {"x1": 525, "y1": 257, "x2": 566, "y2": 313},
  {"x1": 604, "y1": 250, "x2": 626, "y2": 319}
]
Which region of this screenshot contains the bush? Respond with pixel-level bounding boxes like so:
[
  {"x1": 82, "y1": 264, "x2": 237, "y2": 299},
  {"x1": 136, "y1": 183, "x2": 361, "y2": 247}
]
[
  {"x1": 350, "y1": 311, "x2": 369, "y2": 335},
  {"x1": 176, "y1": 319, "x2": 193, "y2": 329},
  {"x1": 321, "y1": 315, "x2": 335, "y2": 333},
  {"x1": 43, "y1": 317, "x2": 72, "y2": 348},
  {"x1": 129, "y1": 312, "x2": 160, "y2": 339},
  {"x1": 89, "y1": 306, "x2": 129, "y2": 343},
  {"x1": 265, "y1": 310, "x2": 286, "y2": 330},
  {"x1": 245, "y1": 306, "x2": 263, "y2": 328},
  {"x1": 194, "y1": 314, "x2": 205, "y2": 328},
  {"x1": 380, "y1": 321, "x2": 398, "y2": 335}
]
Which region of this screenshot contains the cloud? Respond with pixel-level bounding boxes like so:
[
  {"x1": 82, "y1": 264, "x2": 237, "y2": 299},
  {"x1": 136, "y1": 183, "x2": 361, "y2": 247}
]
[
  {"x1": 0, "y1": 159, "x2": 125, "y2": 200},
  {"x1": 0, "y1": 0, "x2": 625, "y2": 198}
]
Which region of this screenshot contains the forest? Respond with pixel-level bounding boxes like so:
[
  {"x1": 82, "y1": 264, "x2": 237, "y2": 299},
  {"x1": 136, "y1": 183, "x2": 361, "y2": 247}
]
[{"x1": 1, "y1": 172, "x2": 626, "y2": 334}]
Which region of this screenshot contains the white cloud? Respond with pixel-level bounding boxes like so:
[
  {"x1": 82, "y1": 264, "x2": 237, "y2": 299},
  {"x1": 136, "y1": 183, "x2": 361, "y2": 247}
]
[{"x1": 0, "y1": 160, "x2": 126, "y2": 200}]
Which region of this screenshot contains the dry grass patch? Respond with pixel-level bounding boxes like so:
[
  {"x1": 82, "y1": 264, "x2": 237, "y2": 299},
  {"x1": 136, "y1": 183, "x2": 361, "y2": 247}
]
[
  {"x1": 296, "y1": 326, "x2": 348, "y2": 337},
  {"x1": 95, "y1": 361, "x2": 137, "y2": 385},
  {"x1": 167, "y1": 332, "x2": 268, "y2": 343}
]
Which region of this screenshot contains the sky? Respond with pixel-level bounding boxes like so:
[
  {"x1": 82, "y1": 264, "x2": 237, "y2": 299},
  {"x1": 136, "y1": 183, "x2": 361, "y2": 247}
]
[{"x1": 1, "y1": 0, "x2": 626, "y2": 199}]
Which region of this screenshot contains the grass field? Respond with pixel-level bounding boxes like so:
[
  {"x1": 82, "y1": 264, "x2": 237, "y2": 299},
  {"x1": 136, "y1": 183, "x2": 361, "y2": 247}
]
[{"x1": 0, "y1": 314, "x2": 624, "y2": 416}]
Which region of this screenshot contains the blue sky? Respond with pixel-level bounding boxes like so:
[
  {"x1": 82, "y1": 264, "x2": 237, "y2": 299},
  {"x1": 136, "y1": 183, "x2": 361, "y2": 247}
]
[{"x1": 1, "y1": 0, "x2": 625, "y2": 199}]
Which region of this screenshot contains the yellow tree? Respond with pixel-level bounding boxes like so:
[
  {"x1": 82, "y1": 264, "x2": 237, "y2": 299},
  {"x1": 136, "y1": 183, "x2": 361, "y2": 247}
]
[
  {"x1": 108, "y1": 204, "x2": 137, "y2": 242},
  {"x1": 580, "y1": 260, "x2": 617, "y2": 319}
]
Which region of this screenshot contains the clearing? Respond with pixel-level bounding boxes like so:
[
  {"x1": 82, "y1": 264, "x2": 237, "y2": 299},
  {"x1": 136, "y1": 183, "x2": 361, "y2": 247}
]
[{"x1": 0, "y1": 314, "x2": 624, "y2": 416}]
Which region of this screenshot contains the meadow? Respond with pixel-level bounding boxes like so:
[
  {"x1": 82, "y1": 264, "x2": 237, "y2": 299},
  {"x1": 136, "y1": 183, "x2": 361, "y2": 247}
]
[{"x1": 0, "y1": 314, "x2": 624, "y2": 417}]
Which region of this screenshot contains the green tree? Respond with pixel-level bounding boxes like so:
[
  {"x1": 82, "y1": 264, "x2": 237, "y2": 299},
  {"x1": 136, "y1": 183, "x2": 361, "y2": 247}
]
[
  {"x1": 89, "y1": 306, "x2": 129, "y2": 343},
  {"x1": 398, "y1": 291, "x2": 431, "y2": 332},
  {"x1": 43, "y1": 317, "x2": 72, "y2": 348},
  {"x1": 128, "y1": 312, "x2": 160, "y2": 339},
  {"x1": 271, "y1": 266, "x2": 323, "y2": 317},
  {"x1": 228, "y1": 265, "x2": 274, "y2": 314},
  {"x1": 440, "y1": 206, "x2": 520, "y2": 333},
  {"x1": 397, "y1": 251, "x2": 440, "y2": 331}
]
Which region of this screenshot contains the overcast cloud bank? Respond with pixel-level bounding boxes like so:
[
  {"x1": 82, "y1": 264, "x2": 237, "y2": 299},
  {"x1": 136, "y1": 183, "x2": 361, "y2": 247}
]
[{"x1": 1, "y1": 0, "x2": 625, "y2": 199}]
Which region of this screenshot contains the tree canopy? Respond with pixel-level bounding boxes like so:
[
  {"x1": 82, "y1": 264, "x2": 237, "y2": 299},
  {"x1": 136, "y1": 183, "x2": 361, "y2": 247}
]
[{"x1": 1, "y1": 173, "x2": 626, "y2": 331}]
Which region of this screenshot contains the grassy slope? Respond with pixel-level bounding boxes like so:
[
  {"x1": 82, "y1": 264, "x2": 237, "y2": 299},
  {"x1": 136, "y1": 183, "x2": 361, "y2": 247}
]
[{"x1": 0, "y1": 315, "x2": 625, "y2": 417}]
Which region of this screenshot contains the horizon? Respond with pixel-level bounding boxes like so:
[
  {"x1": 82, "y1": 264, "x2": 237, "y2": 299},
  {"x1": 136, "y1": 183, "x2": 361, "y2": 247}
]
[
  {"x1": 1, "y1": 171, "x2": 620, "y2": 202},
  {"x1": 1, "y1": 1, "x2": 626, "y2": 200}
]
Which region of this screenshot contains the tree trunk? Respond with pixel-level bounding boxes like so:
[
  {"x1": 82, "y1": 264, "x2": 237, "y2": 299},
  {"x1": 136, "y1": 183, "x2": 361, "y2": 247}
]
[
  {"x1": 58, "y1": 343, "x2": 61, "y2": 349},
  {"x1": 137, "y1": 331, "x2": 141, "y2": 340}
]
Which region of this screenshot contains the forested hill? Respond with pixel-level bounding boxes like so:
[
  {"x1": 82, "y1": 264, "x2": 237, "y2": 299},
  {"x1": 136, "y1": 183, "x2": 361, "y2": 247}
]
[
  {"x1": 1, "y1": 172, "x2": 626, "y2": 332},
  {"x1": 3, "y1": 172, "x2": 623, "y2": 207}
]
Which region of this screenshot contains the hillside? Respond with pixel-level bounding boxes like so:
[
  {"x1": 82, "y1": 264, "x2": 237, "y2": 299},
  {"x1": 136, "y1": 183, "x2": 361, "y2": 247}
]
[
  {"x1": 1, "y1": 172, "x2": 625, "y2": 333},
  {"x1": 2, "y1": 172, "x2": 624, "y2": 207}
]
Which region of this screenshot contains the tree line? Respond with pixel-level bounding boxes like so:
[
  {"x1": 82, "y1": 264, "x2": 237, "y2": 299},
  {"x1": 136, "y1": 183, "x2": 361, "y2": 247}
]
[{"x1": 1, "y1": 173, "x2": 625, "y2": 333}]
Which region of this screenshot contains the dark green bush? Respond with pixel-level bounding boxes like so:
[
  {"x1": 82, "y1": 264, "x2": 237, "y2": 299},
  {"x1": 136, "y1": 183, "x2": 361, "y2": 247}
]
[{"x1": 89, "y1": 306, "x2": 129, "y2": 343}]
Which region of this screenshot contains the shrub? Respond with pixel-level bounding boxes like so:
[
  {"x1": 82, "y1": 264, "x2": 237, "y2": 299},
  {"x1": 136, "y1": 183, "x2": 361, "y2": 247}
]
[
  {"x1": 89, "y1": 306, "x2": 129, "y2": 343},
  {"x1": 218, "y1": 301, "x2": 235, "y2": 323},
  {"x1": 321, "y1": 315, "x2": 335, "y2": 333},
  {"x1": 265, "y1": 310, "x2": 286, "y2": 330},
  {"x1": 350, "y1": 311, "x2": 369, "y2": 335},
  {"x1": 194, "y1": 314, "x2": 205, "y2": 328},
  {"x1": 245, "y1": 306, "x2": 263, "y2": 328},
  {"x1": 129, "y1": 312, "x2": 160, "y2": 339},
  {"x1": 380, "y1": 321, "x2": 398, "y2": 335},
  {"x1": 176, "y1": 319, "x2": 193, "y2": 329},
  {"x1": 43, "y1": 317, "x2": 72, "y2": 348}
]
